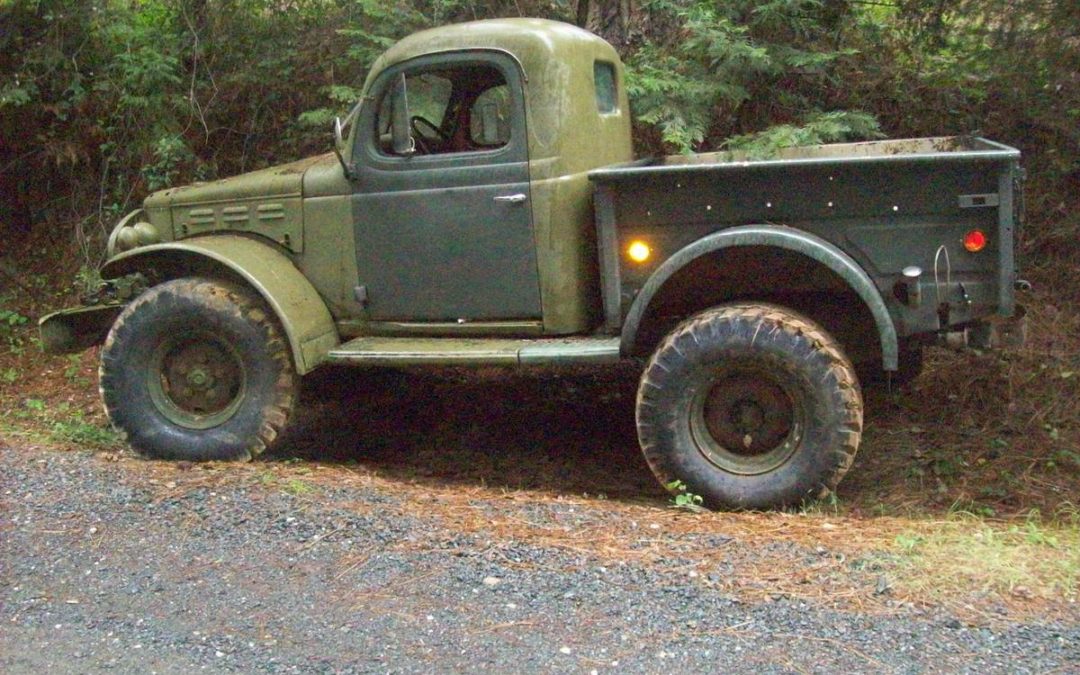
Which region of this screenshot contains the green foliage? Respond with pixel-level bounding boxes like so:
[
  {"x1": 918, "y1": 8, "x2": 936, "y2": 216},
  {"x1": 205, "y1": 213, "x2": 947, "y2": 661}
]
[
  {"x1": 299, "y1": 85, "x2": 364, "y2": 127},
  {"x1": 844, "y1": 0, "x2": 1079, "y2": 254},
  {"x1": 625, "y1": 0, "x2": 876, "y2": 153},
  {"x1": 0, "y1": 83, "x2": 33, "y2": 107},
  {"x1": 141, "y1": 135, "x2": 195, "y2": 191},
  {"x1": 626, "y1": 45, "x2": 718, "y2": 151},
  {"x1": 51, "y1": 417, "x2": 123, "y2": 449},
  {"x1": 0, "y1": 308, "x2": 28, "y2": 330},
  {"x1": 282, "y1": 478, "x2": 316, "y2": 496},
  {"x1": 60, "y1": 353, "x2": 93, "y2": 386},
  {"x1": 801, "y1": 490, "x2": 842, "y2": 515},
  {"x1": 74, "y1": 266, "x2": 104, "y2": 297},
  {"x1": 0, "y1": 0, "x2": 1075, "y2": 271},
  {"x1": 63, "y1": 355, "x2": 82, "y2": 380},
  {"x1": 0, "y1": 303, "x2": 29, "y2": 352},
  {"x1": 1046, "y1": 449, "x2": 1080, "y2": 472},
  {"x1": 301, "y1": 0, "x2": 485, "y2": 127},
  {"x1": 1010, "y1": 515, "x2": 1060, "y2": 549},
  {"x1": 894, "y1": 532, "x2": 924, "y2": 552},
  {"x1": 1, "y1": 0, "x2": 369, "y2": 248},
  {"x1": 665, "y1": 479, "x2": 705, "y2": 512},
  {"x1": 948, "y1": 499, "x2": 997, "y2": 519},
  {"x1": 889, "y1": 513, "x2": 1080, "y2": 600},
  {"x1": 724, "y1": 111, "x2": 882, "y2": 159},
  {"x1": 6, "y1": 397, "x2": 121, "y2": 449}
]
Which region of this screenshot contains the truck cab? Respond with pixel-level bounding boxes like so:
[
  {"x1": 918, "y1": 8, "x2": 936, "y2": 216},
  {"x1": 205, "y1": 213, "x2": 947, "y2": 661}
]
[{"x1": 338, "y1": 20, "x2": 632, "y2": 332}]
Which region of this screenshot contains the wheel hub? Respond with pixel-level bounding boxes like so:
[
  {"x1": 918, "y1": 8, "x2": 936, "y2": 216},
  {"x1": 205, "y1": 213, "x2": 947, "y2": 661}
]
[
  {"x1": 186, "y1": 367, "x2": 214, "y2": 389},
  {"x1": 691, "y1": 370, "x2": 803, "y2": 475},
  {"x1": 731, "y1": 400, "x2": 766, "y2": 441},
  {"x1": 148, "y1": 334, "x2": 246, "y2": 430}
]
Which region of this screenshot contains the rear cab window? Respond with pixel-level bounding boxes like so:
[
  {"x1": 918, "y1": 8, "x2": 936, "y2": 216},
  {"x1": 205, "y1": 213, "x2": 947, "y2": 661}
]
[{"x1": 594, "y1": 61, "x2": 617, "y2": 114}]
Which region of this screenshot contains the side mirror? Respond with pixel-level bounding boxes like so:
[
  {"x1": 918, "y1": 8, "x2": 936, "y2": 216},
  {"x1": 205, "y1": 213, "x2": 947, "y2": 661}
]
[{"x1": 391, "y1": 73, "x2": 415, "y2": 156}]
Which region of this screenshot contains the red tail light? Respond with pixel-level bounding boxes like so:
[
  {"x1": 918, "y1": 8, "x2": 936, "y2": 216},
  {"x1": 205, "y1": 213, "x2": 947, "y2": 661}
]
[{"x1": 963, "y1": 229, "x2": 987, "y2": 252}]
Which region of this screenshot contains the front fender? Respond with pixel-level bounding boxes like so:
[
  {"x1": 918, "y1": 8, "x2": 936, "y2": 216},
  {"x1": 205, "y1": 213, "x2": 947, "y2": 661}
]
[
  {"x1": 102, "y1": 236, "x2": 338, "y2": 374},
  {"x1": 621, "y1": 225, "x2": 899, "y2": 370}
]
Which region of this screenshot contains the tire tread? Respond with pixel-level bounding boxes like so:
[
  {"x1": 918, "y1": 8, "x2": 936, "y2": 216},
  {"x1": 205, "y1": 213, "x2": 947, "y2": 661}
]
[
  {"x1": 99, "y1": 277, "x2": 297, "y2": 461},
  {"x1": 637, "y1": 303, "x2": 863, "y2": 508}
]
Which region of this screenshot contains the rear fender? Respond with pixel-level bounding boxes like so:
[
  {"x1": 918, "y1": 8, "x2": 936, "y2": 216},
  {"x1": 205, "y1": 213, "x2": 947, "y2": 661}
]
[
  {"x1": 621, "y1": 225, "x2": 899, "y2": 370},
  {"x1": 101, "y1": 235, "x2": 338, "y2": 374}
]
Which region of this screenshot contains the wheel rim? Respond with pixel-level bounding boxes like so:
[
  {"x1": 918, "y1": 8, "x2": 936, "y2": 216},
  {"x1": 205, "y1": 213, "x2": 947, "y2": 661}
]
[
  {"x1": 147, "y1": 332, "x2": 247, "y2": 430},
  {"x1": 689, "y1": 369, "x2": 804, "y2": 475}
]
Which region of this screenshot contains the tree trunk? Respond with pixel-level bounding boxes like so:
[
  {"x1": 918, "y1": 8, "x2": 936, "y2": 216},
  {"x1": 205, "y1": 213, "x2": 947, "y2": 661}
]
[{"x1": 576, "y1": 0, "x2": 638, "y2": 50}]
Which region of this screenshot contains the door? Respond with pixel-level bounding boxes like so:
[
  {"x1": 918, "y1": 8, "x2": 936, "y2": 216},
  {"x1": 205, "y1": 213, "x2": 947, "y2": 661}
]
[{"x1": 351, "y1": 51, "x2": 541, "y2": 322}]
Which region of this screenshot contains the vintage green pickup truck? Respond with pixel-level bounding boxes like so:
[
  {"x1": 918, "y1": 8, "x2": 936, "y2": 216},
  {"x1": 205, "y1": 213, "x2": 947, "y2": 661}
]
[{"x1": 41, "y1": 18, "x2": 1026, "y2": 509}]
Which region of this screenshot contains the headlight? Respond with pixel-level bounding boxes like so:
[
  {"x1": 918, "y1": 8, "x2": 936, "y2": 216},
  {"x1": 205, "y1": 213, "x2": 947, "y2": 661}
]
[{"x1": 106, "y1": 209, "x2": 160, "y2": 257}]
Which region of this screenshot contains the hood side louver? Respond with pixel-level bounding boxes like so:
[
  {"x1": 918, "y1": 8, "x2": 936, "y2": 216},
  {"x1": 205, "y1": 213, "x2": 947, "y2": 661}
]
[{"x1": 175, "y1": 199, "x2": 303, "y2": 253}]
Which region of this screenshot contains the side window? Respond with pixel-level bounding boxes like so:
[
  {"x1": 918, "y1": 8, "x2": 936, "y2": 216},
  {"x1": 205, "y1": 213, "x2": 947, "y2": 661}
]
[
  {"x1": 594, "y1": 61, "x2": 617, "y2": 114},
  {"x1": 376, "y1": 63, "x2": 511, "y2": 156},
  {"x1": 470, "y1": 84, "x2": 511, "y2": 147}
]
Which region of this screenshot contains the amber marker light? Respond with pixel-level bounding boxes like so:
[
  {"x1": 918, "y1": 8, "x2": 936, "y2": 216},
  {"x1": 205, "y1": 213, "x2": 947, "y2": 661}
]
[
  {"x1": 963, "y1": 229, "x2": 987, "y2": 253},
  {"x1": 627, "y1": 240, "x2": 652, "y2": 263}
]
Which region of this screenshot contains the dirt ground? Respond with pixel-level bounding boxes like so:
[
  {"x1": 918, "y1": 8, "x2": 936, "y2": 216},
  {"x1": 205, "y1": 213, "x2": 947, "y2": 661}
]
[
  {"x1": 2, "y1": 359, "x2": 1079, "y2": 672},
  {"x1": 1, "y1": 245, "x2": 1079, "y2": 671}
]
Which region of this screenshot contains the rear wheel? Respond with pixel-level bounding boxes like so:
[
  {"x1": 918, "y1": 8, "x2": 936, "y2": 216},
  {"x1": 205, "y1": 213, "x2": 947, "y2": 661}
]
[
  {"x1": 636, "y1": 303, "x2": 863, "y2": 510},
  {"x1": 99, "y1": 277, "x2": 298, "y2": 461}
]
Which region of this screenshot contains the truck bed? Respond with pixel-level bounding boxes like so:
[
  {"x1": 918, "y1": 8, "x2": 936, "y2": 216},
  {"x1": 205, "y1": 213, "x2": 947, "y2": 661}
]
[
  {"x1": 588, "y1": 136, "x2": 1022, "y2": 347},
  {"x1": 639, "y1": 136, "x2": 1017, "y2": 167}
]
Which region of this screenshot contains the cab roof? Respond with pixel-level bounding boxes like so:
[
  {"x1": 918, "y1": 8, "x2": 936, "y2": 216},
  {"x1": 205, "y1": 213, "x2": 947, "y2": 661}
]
[{"x1": 364, "y1": 18, "x2": 618, "y2": 89}]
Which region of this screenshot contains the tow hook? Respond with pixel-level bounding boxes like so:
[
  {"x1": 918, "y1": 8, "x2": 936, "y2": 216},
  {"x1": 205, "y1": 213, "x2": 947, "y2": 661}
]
[{"x1": 939, "y1": 305, "x2": 1028, "y2": 351}]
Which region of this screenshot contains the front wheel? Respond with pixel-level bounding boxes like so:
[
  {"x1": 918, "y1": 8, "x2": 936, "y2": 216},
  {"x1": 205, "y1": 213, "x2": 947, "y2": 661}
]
[
  {"x1": 636, "y1": 303, "x2": 863, "y2": 510},
  {"x1": 99, "y1": 277, "x2": 298, "y2": 461}
]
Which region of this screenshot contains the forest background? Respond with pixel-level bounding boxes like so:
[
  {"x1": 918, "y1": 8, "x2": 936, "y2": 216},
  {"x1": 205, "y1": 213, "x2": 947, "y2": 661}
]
[{"x1": 1, "y1": 0, "x2": 1077, "y2": 284}]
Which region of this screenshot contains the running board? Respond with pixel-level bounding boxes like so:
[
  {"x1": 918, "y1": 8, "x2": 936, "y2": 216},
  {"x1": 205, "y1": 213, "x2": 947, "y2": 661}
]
[{"x1": 326, "y1": 336, "x2": 621, "y2": 366}]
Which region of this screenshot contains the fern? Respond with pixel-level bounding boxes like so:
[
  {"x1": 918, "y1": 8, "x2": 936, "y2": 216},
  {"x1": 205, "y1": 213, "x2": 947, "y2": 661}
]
[
  {"x1": 626, "y1": 0, "x2": 878, "y2": 155},
  {"x1": 724, "y1": 111, "x2": 883, "y2": 159}
]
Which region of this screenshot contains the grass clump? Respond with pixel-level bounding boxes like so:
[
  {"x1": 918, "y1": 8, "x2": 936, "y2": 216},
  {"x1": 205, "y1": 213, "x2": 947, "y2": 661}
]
[
  {"x1": 50, "y1": 417, "x2": 123, "y2": 449},
  {"x1": 889, "y1": 507, "x2": 1080, "y2": 603},
  {"x1": 0, "y1": 398, "x2": 122, "y2": 452}
]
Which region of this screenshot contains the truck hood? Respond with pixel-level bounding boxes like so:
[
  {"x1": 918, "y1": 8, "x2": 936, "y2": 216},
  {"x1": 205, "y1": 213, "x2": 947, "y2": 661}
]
[{"x1": 145, "y1": 154, "x2": 337, "y2": 208}]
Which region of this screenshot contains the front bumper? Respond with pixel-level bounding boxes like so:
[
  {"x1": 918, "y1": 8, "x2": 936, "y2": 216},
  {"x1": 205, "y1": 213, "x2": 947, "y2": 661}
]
[{"x1": 38, "y1": 273, "x2": 148, "y2": 354}]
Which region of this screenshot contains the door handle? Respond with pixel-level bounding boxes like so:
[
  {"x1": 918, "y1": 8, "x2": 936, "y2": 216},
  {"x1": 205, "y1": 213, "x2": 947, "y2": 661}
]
[{"x1": 493, "y1": 193, "x2": 528, "y2": 204}]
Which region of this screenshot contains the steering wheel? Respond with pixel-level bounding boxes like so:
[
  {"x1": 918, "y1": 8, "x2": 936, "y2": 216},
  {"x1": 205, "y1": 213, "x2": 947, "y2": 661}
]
[{"x1": 410, "y1": 116, "x2": 448, "y2": 153}]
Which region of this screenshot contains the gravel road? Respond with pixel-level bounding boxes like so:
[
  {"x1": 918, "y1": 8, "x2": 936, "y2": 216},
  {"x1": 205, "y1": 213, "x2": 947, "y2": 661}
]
[
  {"x1": 3, "y1": 437, "x2": 1077, "y2": 674},
  {"x1": 2, "y1": 368, "x2": 1078, "y2": 673}
]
